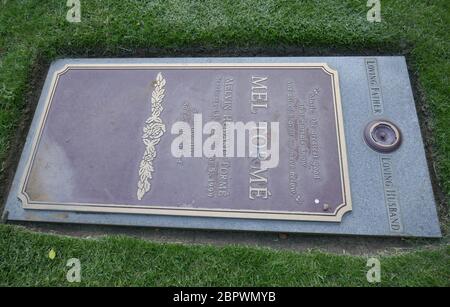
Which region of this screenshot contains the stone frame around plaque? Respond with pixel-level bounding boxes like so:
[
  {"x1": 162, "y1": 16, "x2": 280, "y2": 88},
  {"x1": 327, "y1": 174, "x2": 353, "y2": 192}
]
[{"x1": 4, "y1": 56, "x2": 441, "y2": 238}]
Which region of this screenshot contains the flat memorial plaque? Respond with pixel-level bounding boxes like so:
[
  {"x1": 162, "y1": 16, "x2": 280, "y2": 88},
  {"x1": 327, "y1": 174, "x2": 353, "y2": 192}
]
[{"x1": 3, "y1": 57, "x2": 442, "y2": 237}]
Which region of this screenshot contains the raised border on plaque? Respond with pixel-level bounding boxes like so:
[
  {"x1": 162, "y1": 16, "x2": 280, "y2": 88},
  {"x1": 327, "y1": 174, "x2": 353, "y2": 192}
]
[{"x1": 17, "y1": 62, "x2": 352, "y2": 222}]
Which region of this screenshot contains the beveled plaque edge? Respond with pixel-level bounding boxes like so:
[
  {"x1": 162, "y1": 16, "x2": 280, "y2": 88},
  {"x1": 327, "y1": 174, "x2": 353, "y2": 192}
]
[{"x1": 17, "y1": 62, "x2": 352, "y2": 222}]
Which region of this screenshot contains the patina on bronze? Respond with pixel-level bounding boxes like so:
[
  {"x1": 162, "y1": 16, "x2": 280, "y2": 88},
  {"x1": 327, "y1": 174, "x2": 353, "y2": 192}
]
[{"x1": 16, "y1": 62, "x2": 351, "y2": 222}]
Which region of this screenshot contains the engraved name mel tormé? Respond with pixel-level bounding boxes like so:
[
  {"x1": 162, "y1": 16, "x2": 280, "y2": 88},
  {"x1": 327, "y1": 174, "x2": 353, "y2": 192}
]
[{"x1": 171, "y1": 76, "x2": 278, "y2": 200}]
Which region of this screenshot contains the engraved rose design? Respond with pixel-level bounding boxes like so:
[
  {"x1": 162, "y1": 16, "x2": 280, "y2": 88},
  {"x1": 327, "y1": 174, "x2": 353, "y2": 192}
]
[
  {"x1": 137, "y1": 73, "x2": 166, "y2": 200},
  {"x1": 143, "y1": 117, "x2": 165, "y2": 140}
]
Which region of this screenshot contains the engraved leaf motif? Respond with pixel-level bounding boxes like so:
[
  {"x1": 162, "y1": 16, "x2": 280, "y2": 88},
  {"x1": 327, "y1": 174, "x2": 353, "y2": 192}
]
[{"x1": 137, "y1": 73, "x2": 166, "y2": 200}]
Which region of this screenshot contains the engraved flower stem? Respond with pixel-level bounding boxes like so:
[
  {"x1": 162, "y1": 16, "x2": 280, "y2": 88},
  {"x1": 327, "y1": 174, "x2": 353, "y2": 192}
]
[{"x1": 137, "y1": 73, "x2": 166, "y2": 200}]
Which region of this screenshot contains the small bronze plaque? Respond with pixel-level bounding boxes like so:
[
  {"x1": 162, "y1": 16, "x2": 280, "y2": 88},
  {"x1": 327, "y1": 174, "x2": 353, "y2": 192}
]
[{"x1": 18, "y1": 62, "x2": 351, "y2": 222}]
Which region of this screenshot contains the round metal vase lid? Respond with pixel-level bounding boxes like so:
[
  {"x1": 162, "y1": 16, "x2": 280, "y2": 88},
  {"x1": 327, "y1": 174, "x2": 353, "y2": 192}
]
[{"x1": 364, "y1": 120, "x2": 402, "y2": 153}]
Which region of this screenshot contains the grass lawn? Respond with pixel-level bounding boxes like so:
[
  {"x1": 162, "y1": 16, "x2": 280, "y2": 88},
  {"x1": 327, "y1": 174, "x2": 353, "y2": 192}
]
[
  {"x1": 0, "y1": 224, "x2": 448, "y2": 286},
  {"x1": 0, "y1": 0, "x2": 449, "y2": 286}
]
